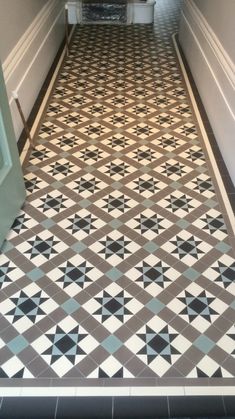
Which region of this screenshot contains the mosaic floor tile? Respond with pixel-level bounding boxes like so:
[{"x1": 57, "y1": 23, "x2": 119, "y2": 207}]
[
  {"x1": 162, "y1": 230, "x2": 213, "y2": 266},
  {"x1": 14, "y1": 230, "x2": 68, "y2": 266},
  {"x1": 0, "y1": 0, "x2": 234, "y2": 389},
  {"x1": 125, "y1": 317, "x2": 191, "y2": 376},
  {"x1": 0, "y1": 283, "x2": 58, "y2": 333},
  {"x1": 47, "y1": 255, "x2": 103, "y2": 296},
  {"x1": 167, "y1": 283, "x2": 228, "y2": 333},
  {"x1": 83, "y1": 283, "x2": 143, "y2": 332},
  {"x1": 90, "y1": 231, "x2": 141, "y2": 266},
  {"x1": 31, "y1": 316, "x2": 99, "y2": 376}
]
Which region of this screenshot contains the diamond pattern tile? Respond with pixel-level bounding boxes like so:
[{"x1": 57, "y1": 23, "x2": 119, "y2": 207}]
[{"x1": 0, "y1": 0, "x2": 234, "y2": 388}]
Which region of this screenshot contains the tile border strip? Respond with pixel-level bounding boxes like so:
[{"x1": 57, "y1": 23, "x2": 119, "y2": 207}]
[{"x1": 0, "y1": 385, "x2": 235, "y2": 397}]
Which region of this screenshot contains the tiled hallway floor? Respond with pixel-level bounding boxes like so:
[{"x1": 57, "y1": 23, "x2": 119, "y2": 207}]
[{"x1": 0, "y1": 0, "x2": 235, "y2": 394}]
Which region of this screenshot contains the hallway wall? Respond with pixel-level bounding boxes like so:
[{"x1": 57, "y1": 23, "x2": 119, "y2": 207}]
[
  {"x1": 0, "y1": 0, "x2": 65, "y2": 140},
  {"x1": 179, "y1": 0, "x2": 235, "y2": 185}
]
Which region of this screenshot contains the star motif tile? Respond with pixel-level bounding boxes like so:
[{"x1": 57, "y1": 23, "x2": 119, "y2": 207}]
[
  {"x1": 43, "y1": 158, "x2": 78, "y2": 180},
  {"x1": 125, "y1": 317, "x2": 191, "y2": 376},
  {"x1": 147, "y1": 95, "x2": 176, "y2": 109},
  {"x1": 83, "y1": 283, "x2": 143, "y2": 332},
  {"x1": 38, "y1": 121, "x2": 63, "y2": 138},
  {"x1": 90, "y1": 230, "x2": 140, "y2": 266},
  {"x1": 126, "y1": 103, "x2": 156, "y2": 117},
  {"x1": 175, "y1": 123, "x2": 198, "y2": 139},
  {"x1": 57, "y1": 112, "x2": 88, "y2": 127},
  {"x1": 126, "y1": 255, "x2": 180, "y2": 296},
  {"x1": 58, "y1": 208, "x2": 105, "y2": 240},
  {"x1": 127, "y1": 123, "x2": 159, "y2": 139},
  {"x1": 185, "y1": 174, "x2": 216, "y2": 199},
  {"x1": 75, "y1": 145, "x2": 109, "y2": 164},
  {"x1": 180, "y1": 146, "x2": 205, "y2": 166},
  {"x1": 5, "y1": 210, "x2": 38, "y2": 239},
  {"x1": 203, "y1": 254, "x2": 235, "y2": 292},
  {"x1": 170, "y1": 103, "x2": 192, "y2": 118},
  {"x1": 31, "y1": 316, "x2": 99, "y2": 376},
  {"x1": 0, "y1": 255, "x2": 25, "y2": 289},
  {"x1": 82, "y1": 103, "x2": 112, "y2": 117},
  {"x1": 156, "y1": 159, "x2": 192, "y2": 180},
  {"x1": 105, "y1": 95, "x2": 134, "y2": 108},
  {"x1": 167, "y1": 283, "x2": 228, "y2": 332},
  {"x1": 50, "y1": 133, "x2": 85, "y2": 150},
  {"x1": 52, "y1": 86, "x2": 73, "y2": 98},
  {"x1": 99, "y1": 158, "x2": 136, "y2": 180},
  {"x1": 158, "y1": 191, "x2": 201, "y2": 217},
  {"x1": 46, "y1": 102, "x2": 69, "y2": 117},
  {"x1": 29, "y1": 145, "x2": 56, "y2": 164},
  {"x1": 78, "y1": 122, "x2": 111, "y2": 138},
  {"x1": 96, "y1": 190, "x2": 138, "y2": 217},
  {"x1": 101, "y1": 133, "x2": 136, "y2": 151},
  {"x1": 127, "y1": 146, "x2": 162, "y2": 165},
  {"x1": 126, "y1": 208, "x2": 172, "y2": 240},
  {"x1": 126, "y1": 174, "x2": 167, "y2": 198},
  {"x1": 0, "y1": 1, "x2": 234, "y2": 387},
  {"x1": 192, "y1": 209, "x2": 228, "y2": 240},
  {"x1": 66, "y1": 174, "x2": 108, "y2": 198},
  {"x1": 149, "y1": 112, "x2": 180, "y2": 128},
  {"x1": 24, "y1": 173, "x2": 48, "y2": 195},
  {"x1": 15, "y1": 230, "x2": 68, "y2": 266},
  {"x1": 0, "y1": 283, "x2": 58, "y2": 333},
  {"x1": 31, "y1": 190, "x2": 75, "y2": 218},
  {"x1": 63, "y1": 94, "x2": 92, "y2": 108},
  {"x1": 47, "y1": 255, "x2": 103, "y2": 297},
  {"x1": 104, "y1": 112, "x2": 135, "y2": 127},
  {"x1": 152, "y1": 133, "x2": 185, "y2": 151},
  {"x1": 162, "y1": 230, "x2": 212, "y2": 266}
]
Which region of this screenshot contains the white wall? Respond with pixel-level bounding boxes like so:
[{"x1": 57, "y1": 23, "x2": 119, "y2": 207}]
[
  {"x1": 179, "y1": 0, "x2": 235, "y2": 185},
  {"x1": 0, "y1": 0, "x2": 66, "y2": 140},
  {"x1": 193, "y1": 0, "x2": 235, "y2": 63}
]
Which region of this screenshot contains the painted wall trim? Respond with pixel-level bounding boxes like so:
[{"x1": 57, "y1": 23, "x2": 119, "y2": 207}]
[
  {"x1": 2, "y1": 0, "x2": 65, "y2": 140},
  {"x1": 3, "y1": 0, "x2": 58, "y2": 83},
  {"x1": 185, "y1": 0, "x2": 235, "y2": 89},
  {"x1": 179, "y1": 0, "x2": 235, "y2": 185}
]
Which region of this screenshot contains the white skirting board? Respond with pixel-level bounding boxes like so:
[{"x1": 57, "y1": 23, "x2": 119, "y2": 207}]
[
  {"x1": 179, "y1": 0, "x2": 235, "y2": 186},
  {"x1": 2, "y1": 0, "x2": 66, "y2": 141}
]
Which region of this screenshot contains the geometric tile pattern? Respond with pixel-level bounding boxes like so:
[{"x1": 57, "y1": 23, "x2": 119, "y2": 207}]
[{"x1": 0, "y1": 0, "x2": 234, "y2": 387}]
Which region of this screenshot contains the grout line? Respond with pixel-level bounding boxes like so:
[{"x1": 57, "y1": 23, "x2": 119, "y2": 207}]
[
  {"x1": 54, "y1": 396, "x2": 59, "y2": 419},
  {"x1": 112, "y1": 395, "x2": 114, "y2": 419},
  {"x1": 222, "y1": 395, "x2": 227, "y2": 416},
  {"x1": 172, "y1": 33, "x2": 235, "y2": 236},
  {"x1": 166, "y1": 395, "x2": 171, "y2": 418}
]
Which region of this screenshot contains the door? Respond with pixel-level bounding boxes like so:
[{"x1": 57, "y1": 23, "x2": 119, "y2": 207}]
[{"x1": 0, "y1": 61, "x2": 26, "y2": 248}]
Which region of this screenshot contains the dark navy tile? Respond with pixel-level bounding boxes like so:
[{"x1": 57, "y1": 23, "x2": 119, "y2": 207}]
[
  {"x1": 0, "y1": 397, "x2": 57, "y2": 419},
  {"x1": 56, "y1": 397, "x2": 112, "y2": 418},
  {"x1": 168, "y1": 396, "x2": 226, "y2": 417},
  {"x1": 113, "y1": 396, "x2": 169, "y2": 419},
  {"x1": 224, "y1": 395, "x2": 235, "y2": 416}
]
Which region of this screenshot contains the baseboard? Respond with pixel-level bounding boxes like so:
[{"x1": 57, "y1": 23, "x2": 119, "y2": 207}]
[
  {"x1": 179, "y1": 0, "x2": 235, "y2": 186},
  {"x1": 2, "y1": 0, "x2": 66, "y2": 140}
]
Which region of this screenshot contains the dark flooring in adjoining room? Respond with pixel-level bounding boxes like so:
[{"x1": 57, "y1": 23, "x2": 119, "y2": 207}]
[{"x1": 0, "y1": 0, "x2": 234, "y2": 417}]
